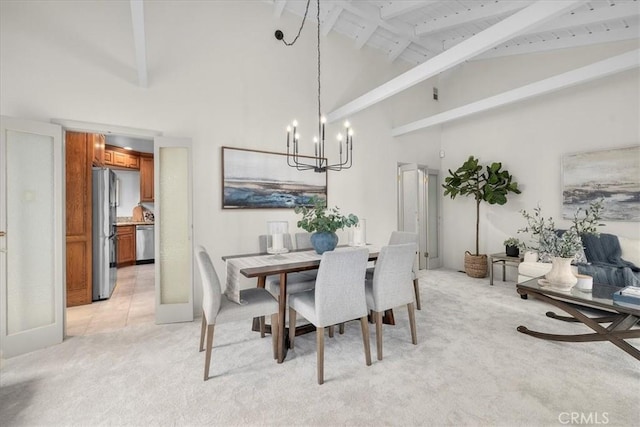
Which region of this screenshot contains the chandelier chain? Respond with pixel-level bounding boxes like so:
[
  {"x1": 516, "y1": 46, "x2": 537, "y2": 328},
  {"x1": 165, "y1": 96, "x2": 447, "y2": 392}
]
[
  {"x1": 316, "y1": 0, "x2": 321, "y2": 153},
  {"x1": 277, "y1": 0, "x2": 354, "y2": 173},
  {"x1": 279, "y1": 0, "x2": 312, "y2": 47}
]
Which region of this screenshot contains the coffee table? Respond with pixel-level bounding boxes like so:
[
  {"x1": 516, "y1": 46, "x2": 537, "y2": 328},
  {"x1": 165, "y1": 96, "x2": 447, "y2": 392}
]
[{"x1": 516, "y1": 278, "x2": 640, "y2": 361}]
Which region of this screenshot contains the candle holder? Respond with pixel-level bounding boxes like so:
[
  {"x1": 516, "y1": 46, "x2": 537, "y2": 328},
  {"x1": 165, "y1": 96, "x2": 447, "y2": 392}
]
[
  {"x1": 349, "y1": 218, "x2": 366, "y2": 247},
  {"x1": 267, "y1": 221, "x2": 289, "y2": 257}
]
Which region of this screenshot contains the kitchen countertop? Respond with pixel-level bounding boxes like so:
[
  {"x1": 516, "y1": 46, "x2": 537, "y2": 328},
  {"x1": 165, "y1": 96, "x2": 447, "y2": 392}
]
[{"x1": 116, "y1": 221, "x2": 154, "y2": 226}]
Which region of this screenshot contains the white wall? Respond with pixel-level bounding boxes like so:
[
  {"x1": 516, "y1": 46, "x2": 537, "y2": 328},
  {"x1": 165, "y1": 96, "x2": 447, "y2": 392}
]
[
  {"x1": 436, "y1": 40, "x2": 640, "y2": 273},
  {"x1": 3, "y1": 1, "x2": 636, "y2": 292},
  {"x1": 0, "y1": 2, "x2": 440, "y2": 298}
]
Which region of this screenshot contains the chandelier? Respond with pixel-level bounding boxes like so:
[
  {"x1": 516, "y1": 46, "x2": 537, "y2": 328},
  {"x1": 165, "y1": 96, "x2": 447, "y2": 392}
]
[{"x1": 275, "y1": 0, "x2": 354, "y2": 173}]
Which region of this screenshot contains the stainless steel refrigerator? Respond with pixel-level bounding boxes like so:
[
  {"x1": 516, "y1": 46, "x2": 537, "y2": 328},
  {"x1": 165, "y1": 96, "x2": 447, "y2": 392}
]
[{"x1": 92, "y1": 168, "x2": 117, "y2": 300}]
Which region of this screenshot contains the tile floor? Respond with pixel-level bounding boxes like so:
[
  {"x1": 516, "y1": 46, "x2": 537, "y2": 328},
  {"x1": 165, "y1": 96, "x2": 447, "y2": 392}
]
[{"x1": 66, "y1": 264, "x2": 155, "y2": 336}]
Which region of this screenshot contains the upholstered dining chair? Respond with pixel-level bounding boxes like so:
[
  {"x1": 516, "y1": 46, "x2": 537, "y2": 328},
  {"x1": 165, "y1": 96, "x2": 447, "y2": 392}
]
[
  {"x1": 367, "y1": 231, "x2": 422, "y2": 310},
  {"x1": 196, "y1": 245, "x2": 279, "y2": 381},
  {"x1": 288, "y1": 248, "x2": 372, "y2": 385},
  {"x1": 295, "y1": 232, "x2": 313, "y2": 250},
  {"x1": 365, "y1": 242, "x2": 418, "y2": 361},
  {"x1": 258, "y1": 234, "x2": 316, "y2": 303},
  {"x1": 258, "y1": 233, "x2": 294, "y2": 253}
]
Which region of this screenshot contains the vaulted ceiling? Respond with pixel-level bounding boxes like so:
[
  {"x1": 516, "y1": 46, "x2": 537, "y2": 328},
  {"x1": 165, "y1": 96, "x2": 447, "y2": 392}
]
[
  {"x1": 122, "y1": 1, "x2": 639, "y2": 135},
  {"x1": 271, "y1": 0, "x2": 639, "y2": 65},
  {"x1": 266, "y1": 0, "x2": 639, "y2": 132}
]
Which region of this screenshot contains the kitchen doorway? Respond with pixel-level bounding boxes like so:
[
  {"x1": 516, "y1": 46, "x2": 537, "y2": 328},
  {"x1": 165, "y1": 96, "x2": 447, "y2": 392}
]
[
  {"x1": 58, "y1": 121, "x2": 159, "y2": 337},
  {"x1": 65, "y1": 127, "x2": 155, "y2": 336}
]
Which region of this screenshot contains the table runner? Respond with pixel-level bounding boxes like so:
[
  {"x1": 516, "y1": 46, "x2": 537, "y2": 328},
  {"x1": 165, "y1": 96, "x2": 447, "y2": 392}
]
[
  {"x1": 225, "y1": 250, "x2": 323, "y2": 304},
  {"x1": 225, "y1": 246, "x2": 379, "y2": 304}
]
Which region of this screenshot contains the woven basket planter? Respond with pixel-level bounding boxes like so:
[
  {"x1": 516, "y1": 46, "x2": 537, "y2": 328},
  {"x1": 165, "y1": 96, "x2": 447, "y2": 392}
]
[{"x1": 464, "y1": 251, "x2": 487, "y2": 278}]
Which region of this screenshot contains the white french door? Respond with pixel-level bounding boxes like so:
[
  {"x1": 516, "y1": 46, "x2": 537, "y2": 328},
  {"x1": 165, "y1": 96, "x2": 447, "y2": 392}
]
[
  {"x1": 154, "y1": 136, "x2": 193, "y2": 324},
  {"x1": 0, "y1": 116, "x2": 64, "y2": 358},
  {"x1": 397, "y1": 163, "x2": 441, "y2": 270}
]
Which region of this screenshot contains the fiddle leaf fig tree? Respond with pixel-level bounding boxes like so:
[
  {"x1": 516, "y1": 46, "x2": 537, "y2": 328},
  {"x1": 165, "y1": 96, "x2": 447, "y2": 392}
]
[{"x1": 443, "y1": 156, "x2": 521, "y2": 256}]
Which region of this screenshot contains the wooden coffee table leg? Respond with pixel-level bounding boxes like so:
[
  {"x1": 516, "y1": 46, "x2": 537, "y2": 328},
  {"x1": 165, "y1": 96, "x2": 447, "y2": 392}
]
[{"x1": 518, "y1": 291, "x2": 640, "y2": 361}]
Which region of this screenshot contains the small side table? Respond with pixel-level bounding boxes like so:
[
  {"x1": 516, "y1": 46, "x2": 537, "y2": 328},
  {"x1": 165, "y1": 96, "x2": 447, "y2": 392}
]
[{"x1": 489, "y1": 253, "x2": 522, "y2": 286}]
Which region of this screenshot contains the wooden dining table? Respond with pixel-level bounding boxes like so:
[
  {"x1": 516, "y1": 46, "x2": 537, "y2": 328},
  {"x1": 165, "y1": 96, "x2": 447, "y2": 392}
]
[{"x1": 222, "y1": 246, "x2": 380, "y2": 363}]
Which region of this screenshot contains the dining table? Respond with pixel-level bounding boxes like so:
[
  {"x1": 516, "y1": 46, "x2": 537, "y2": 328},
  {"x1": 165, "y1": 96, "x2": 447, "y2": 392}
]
[{"x1": 222, "y1": 245, "x2": 381, "y2": 363}]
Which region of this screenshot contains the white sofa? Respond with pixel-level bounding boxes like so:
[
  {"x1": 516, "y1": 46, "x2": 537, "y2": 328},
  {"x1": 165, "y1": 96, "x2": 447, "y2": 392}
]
[{"x1": 518, "y1": 235, "x2": 640, "y2": 284}]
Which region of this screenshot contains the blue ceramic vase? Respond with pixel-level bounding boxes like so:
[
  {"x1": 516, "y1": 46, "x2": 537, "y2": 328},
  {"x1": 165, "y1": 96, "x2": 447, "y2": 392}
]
[{"x1": 310, "y1": 232, "x2": 339, "y2": 254}]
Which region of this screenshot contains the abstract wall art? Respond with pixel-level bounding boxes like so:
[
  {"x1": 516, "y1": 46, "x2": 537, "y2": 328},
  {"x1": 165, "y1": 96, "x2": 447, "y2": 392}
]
[
  {"x1": 562, "y1": 146, "x2": 640, "y2": 221},
  {"x1": 222, "y1": 147, "x2": 327, "y2": 209}
]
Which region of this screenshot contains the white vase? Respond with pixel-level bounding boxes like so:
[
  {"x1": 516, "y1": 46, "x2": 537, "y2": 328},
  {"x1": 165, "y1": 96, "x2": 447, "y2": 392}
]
[{"x1": 544, "y1": 257, "x2": 577, "y2": 291}]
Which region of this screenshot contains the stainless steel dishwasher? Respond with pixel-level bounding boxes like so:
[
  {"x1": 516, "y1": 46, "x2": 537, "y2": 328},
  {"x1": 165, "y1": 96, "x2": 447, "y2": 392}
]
[{"x1": 136, "y1": 224, "x2": 154, "y2": 264}]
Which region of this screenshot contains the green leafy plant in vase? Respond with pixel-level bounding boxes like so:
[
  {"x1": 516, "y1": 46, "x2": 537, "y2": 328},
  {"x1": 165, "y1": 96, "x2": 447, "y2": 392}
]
[
  {"x1": 294, "y1": 196, "x2": 359, "y2": 254},
  {"x1": 503, "y1": 237, "x2": 522, "y2": 257},
  {"x1": 443, "y1": 156, "x2": 521, "y2": 278}
]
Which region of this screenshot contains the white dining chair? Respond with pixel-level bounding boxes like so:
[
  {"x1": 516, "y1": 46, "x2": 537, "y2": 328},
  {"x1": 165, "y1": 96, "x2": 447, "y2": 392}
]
[
  {"x1": 257, "y1": 234, "x2": 316, "y2": 302},
  {"x1": 367, "y1": 231, "x2": 422, "y2": 310},
  {"x1": 196, "y1": 245, "x2": 279, "y2": 381},
  {"x1": 288, "y1": 247, "x2": 371, "y2": 384},
  {"x1": 365, "y1": 242, "x2": 418, "y2": 361},
  {"x1": 258, "y1": 233, "x2": 294, "y2": 253},
  {"x1": 295, "y1": 232, "x2": 313, "y2": 250}
]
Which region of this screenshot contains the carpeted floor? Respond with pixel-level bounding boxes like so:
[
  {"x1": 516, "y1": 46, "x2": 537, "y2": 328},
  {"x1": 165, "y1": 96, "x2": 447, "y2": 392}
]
[{"x1": 1, "y1": 269, "x2": 638, "y2": 426}]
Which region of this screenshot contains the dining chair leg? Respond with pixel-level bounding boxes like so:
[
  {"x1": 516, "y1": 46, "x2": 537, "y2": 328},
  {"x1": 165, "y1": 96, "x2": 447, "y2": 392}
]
[
  {"x1": 339, "y1": 323, "x2": 345, "y2": 334},
  {"x1": 271, "y1": 313, "x2": 279, "y2": 360},
  {"x1": 360, "y1": 316, "x2": 372, "y2": 366},
  {"x1": 317, "y1": 326, "x2": 325, "y2": 385},
  {"x1": 289, "y1": 307, "x2": 297, "y2": 349},
  {"x1": 199, "y1": 312, "x2": 206, "y2": 352},
  {"x1": 204, "y1": 324, "x2": 215, "y2": 381},
  {"x1": 408, "y1": 302, "x2": 417, "y2": 345},
  {"x1": 414, "y1": 278, "x2": 421, "y2": 310},
  {"x1": 328, "y1": 325, "x2": 334, "y2": 338},
  {"x1": 259, "y1": 316, "x2": 266, "y2": 338},
  {"x1": 375, "y1": 311, "x2": 383, "y2": 360}
]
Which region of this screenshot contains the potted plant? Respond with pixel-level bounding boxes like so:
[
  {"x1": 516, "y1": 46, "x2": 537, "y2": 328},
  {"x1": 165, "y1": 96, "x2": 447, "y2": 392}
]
[
  {"x1": 517, "y1": 199, "x2": 604, "y2": 290},
  {"x1": 503, "y1": 237, "x2": 522, "y2": 257},
  {"x1": 443, "y1": 156, "x2": 521, "y2": 278},
  {"x1": 294, "y1": 196, "x2": 359, "y2": 254}
]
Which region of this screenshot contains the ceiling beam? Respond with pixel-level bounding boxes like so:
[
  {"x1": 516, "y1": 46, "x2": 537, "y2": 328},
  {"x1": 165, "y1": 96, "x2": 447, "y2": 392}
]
[
  {"x1": 415, "y1": 1, "x2": 532, "y2": 37},
  {"x1": 478, "y1": 25, "x2": 640, "y2": 59},
  {"x1": 355, "y1": 23, "x2": 378, "y2": 49},
  {"x1": 334, "y1": 1, "x2": 439, "y2": 57},
  {"x1": 130, "y1": 0, "x2": 148, "y2": 88},
  {"x1": 321, "y1": 3, "x2": 343, "y2": 37},
  {"x1": 273, "y1": 0, "x2": 287, "y2": 18},
  {"x1": 391, "y1": 49, "x2": 640, "y2": 136},
  {"x1": 523, "y1": 1, "x2": 640, "y2": 34},
  {"x1": 380, "y1": 1, "x2": 439, "y2": 20},
  {"x1": 389, "y1": 39, "x2": 412, "y2": 62},
  {"x1": 326, "y1": 0, "x2": 581, "y2": 123}
]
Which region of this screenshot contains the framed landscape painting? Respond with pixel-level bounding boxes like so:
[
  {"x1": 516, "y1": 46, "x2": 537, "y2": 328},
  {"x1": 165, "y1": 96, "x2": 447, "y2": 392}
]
[
  {"x1": 222, "y1": 147, "x2": 327, "y2": 209},
  {"x1": 562, "y1": 146, "x2": 640, "y2": 221}
]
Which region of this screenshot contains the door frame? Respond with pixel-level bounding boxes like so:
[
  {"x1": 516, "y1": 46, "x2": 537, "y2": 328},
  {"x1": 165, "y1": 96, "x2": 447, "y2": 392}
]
[
  {"x1": 397, "y1": 162, "x2": 442, "y2": 270},
  {"x1": 52, "y1": 120, "x2": 164, "y2": 326},
  {"x1": 0, "y1": 116, "x2": 65, "y2": 358}
]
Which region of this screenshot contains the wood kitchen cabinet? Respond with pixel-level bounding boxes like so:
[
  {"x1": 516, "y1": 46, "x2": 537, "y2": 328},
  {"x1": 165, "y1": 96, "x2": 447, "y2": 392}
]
[
  {"x1": 91, "y1": 133, "x2": 105, "y2": 166},
  {"x1": 104, "y1": 145, "x2": 140, "y2": 170},
  {"x1": 116, "y1": 225, "x2": 136, "y2": 267},
  {"x1": 139, "y1": 153, "x2": 154, "y2": 202},
  {"x1": 65, "y1": 131, "x2": 94, "y2": 306}
]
